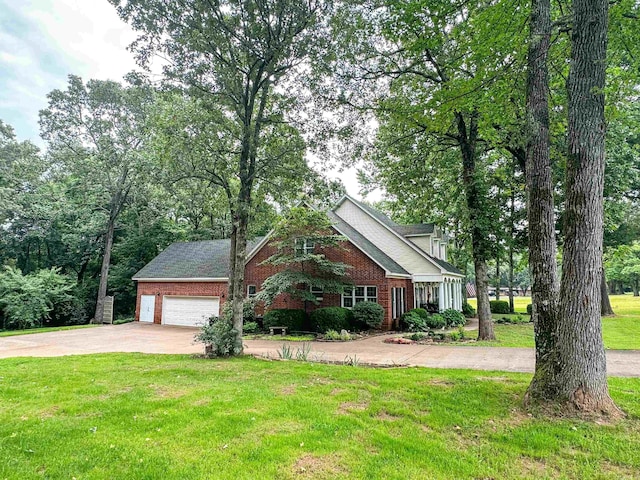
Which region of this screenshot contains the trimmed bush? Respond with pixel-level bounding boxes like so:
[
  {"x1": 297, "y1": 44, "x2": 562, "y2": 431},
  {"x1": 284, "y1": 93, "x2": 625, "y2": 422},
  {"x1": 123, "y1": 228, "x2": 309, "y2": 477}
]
[
  {"x1": 426, "y1": 313, "x2": 447, "y2": 330},
  {"x1": 352, "y1": 301, "x2": 384, "y2": 329},
  {"x1": 243, "y1": 321, "x2": 259, "y2": 334},
  {"x1": 489, "y1": 300, "x2": 510, "y2": 314},
  {"x1": 526, "y1": 303, "x2": 533, "y2": 315},
  {"x1": 462, "y1": 301, "x2": 476, "y2": 318},
  {"x1": 441, "y1": 308, "x2": 466, "y2": 327},
  {"x1": 263, "y1": 309, "x2": 307, "y2": 332},
  {"x1": 412, "y1": 308, "x2": 429, "y2": 320},
  {"x1": 401, "y1": 310, "x2": 428, "y2": 332},
  {"x1": 195, "y1": 316, "x2": 243, "y2": 358},
  {"x1": 310, "y1": 307, "x2": 353, "y2": 333}
]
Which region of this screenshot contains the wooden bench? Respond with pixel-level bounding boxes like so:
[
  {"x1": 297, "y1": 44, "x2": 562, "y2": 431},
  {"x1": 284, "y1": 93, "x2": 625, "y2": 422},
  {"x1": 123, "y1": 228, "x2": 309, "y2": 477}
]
[{"x1": 269, "y1": 326, "x2": 287, "y2": 336}]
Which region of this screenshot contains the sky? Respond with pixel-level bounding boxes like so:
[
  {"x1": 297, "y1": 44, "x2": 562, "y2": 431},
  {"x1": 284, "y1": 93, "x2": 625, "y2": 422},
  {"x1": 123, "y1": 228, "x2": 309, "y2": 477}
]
[{"x1": 0, "y1": 0, "x2": 378, "y2": 200}]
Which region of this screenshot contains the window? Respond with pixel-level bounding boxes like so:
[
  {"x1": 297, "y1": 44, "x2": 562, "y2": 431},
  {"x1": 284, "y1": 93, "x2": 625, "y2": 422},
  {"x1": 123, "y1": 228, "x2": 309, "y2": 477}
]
[
  {"x1": 342, "y1": 286, "x2": 377, "y2": 308},
  {"x1": 247, "y1": 285, "x2": 257, "y2": 298},
  {"x1": 310, "y1": 285, "x2": 324, "y2": 301},
  {"x1": 294, "y1": 238, "x2": 315, "y2": 256},
  {"x1": 392, "y1": 287, "x2": 406, "y2": 320}
]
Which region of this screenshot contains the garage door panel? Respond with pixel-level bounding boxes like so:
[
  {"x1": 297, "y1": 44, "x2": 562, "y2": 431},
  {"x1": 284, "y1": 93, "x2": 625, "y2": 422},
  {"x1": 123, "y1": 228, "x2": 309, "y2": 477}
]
[{"x1": 162, "y1": 296, "x2": 220, "y2": 327}]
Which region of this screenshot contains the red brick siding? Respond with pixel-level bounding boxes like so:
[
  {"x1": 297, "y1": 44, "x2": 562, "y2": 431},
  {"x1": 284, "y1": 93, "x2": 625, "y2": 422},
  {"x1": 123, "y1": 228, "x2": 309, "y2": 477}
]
[{"x1": 136, "y1": 281, "x2": 228, "y2": 324}]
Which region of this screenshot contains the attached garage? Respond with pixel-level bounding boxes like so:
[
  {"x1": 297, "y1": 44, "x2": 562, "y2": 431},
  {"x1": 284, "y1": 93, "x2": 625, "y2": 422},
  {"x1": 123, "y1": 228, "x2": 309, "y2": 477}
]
[{"x1": 162, "y1": 296, "x2": 220, "y2": 327}]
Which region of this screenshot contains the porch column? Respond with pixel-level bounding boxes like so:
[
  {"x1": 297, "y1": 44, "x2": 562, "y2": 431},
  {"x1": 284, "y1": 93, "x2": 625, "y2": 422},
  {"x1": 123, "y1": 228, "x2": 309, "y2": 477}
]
[
  {"x1": 449, "y1": 281, "x2": 454, "y2": 309},
  {"x1": 438, "y1": 282, "x2": 445, "y2": 312},
  {"x1": 456, "y1": 281, "x2": 461, "y2": 310}
]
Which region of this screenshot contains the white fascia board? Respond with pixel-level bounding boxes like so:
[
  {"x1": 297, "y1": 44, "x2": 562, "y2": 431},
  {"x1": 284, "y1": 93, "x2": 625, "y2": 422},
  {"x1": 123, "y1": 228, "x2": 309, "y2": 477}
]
[
  {"x1": 412, "y1": 274, "x2": 444, "y2": 283},
  {"x1": 133, "y1": 277, "x2": 229, "y2": 282},
  {"x1": 343, "y1": 195, "x2": 446, "y2": 274},
  {"x1": 386, "y1": 274, "x2": 412, "y2": 279}
]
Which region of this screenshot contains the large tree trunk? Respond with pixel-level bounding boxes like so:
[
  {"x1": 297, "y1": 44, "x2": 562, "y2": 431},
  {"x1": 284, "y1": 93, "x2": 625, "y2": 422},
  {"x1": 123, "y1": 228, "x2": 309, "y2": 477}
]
[
  {"x1": 93, "y1": 217, "x2": 115, "y2": 324},
  {"x1": 495, "y1": 256, "x2": 500, "y2": 301},
  {"x1": 633, "y1": 280, "x2": 639, "y2": 297},
  {"x1": 601, "y1": 268, "x2": 615, "y2": 316},
  {"x1": 508, "y1": 182, "x2": 516, "y2": 314},
  {"x1": 524, "y1": 0, "x2": 561, "y2": 403},
  {"x1": 531, "y1": 0, "x2": 619, "y2": 415},
  {"x1": 456, "y1": 110, "x2": 495, "y2": 341}
]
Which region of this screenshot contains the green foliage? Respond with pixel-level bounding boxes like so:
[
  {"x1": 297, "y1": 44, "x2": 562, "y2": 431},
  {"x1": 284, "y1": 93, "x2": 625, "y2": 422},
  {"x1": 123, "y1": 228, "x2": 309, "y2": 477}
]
[
  {"x1": 263, "y1": 309, "x2": 308, "y2": 332},
  {"x1": 194, "y1": 316, "x2": 243, "y2": 358},
  {"x1": 401, "y1": 310, "x2": 428, "y2": 332},
  {"x1": 412, "y1": 308, "x2": 429, "y2": 320},
  {"x1": 490, "y1": 300, "x2": 510, "y2": 314},
  {"x1": 0, "y1": 267, "x2": 75, "y2": 330},
  {"x1": 351, "y1": 301, "x2": 384, "y2": 330},
  {"x1": 426, "y1": 314, "x2": 447, "y2": 330},
  {"x1": 448, "y1": 327, "x2": 466, "y2": 342},
  {"x1": 310, "y1": 307, "x2": 353, "y2": 333},
  {"x1": 441, "y1": 309, "x2": 466, "y2": 328},
  {"x1": 462, "y1": 302, "x2": 477, "y2": 318},
  {"x1": 243, "y1": 321, "x2": 260, "y2": 334},
  {"x1": 243, "y1": 299, "x2": 257, "y2": 323},
  {"x1": 258, "y1": 207, "x2": 352, "y2": 306},
  {"x1": 407, "y1": 332, "x2": 428, "y2": 341},
  {"x1": 323, "y1": 329, "x2": 354, "y2": 341}
]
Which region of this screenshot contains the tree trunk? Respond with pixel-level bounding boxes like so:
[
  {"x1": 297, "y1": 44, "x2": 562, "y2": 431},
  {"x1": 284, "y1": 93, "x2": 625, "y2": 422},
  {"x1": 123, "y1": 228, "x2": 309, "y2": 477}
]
[
  {"x1": 634, "y1": 280, "x2": 639, "y2": 297},
  {"x1": 456, "y1": 110, "x2": 495, "y2": 341},
  {"x1": 508, "y1": 183, "x2": 516, "y2": 314},
  {"x1": 532, "y1": 0, "x2": 619, "y2": 415},
  {"x1": 523, "y1": 0, "x2": 561, "y2": 403},
  {"x1": 601, "y1": 268, "x2": 614, "y2": 316},
  {"x1": 93, "y1": 217, "x2": 115, "y2": 324},
  {"x1": 495, "y1": 256, "x2": 500, "y2": 301}
]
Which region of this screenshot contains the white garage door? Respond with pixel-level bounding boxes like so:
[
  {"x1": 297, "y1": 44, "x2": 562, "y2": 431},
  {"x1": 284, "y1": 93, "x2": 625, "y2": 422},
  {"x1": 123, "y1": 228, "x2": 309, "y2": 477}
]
[{"x1": 162, "y1": 296, "x2": 220, "y2": 327}]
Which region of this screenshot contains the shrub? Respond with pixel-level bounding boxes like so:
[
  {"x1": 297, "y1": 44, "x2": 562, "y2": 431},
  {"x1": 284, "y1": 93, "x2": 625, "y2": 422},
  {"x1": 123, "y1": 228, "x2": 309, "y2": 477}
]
[
  {"x1": 352, "y1": 301, "x2": 384, "y2": 329},
  {"x1": 195, "y1": 316, "x2": 242, "y2": 358},
  {"x1": 0, "y1": 267, "x2": 75, "y2": 330},
  {"x1": 243, "y1": 321, "x2": 259, "y2": 334},
  {"x1": 412, "y1": 308, "x2": 430, "y2": 320},
  {"x1": 489, "y1": 300, "x2": 510, "y2": 314},
  {"x1": 426, "y1": 313, "x2": 447, "y2": 330},
  {"x1": 462, "y1": 301, "x2": 476, "y2": 318},
  {"x1": 448, "y1": 327, "x2": 466, "y2": 342},
  {"x1": 243, "y1": 299, "x2": 257, "y2": 323},
  {"x1": 441, "y1": 308, "x2": 466, "y2": 327},
  {"x1": 401, "y1": 310, "x2": 428, "y2": 332},
  {"x1": 310, "y1": 307, "x2": 353, "y2": 333},
  {"x1": 263, "y1": 309, "x2": 308, "y2": 332},
  {"x1": 324, "y1": 329, "x2": 353, "y2": 341},
  {"x1": 526, "y1": 303, "x2": 533, "y2": 315},
  {"x1": 407, "y1": 332, "x2": 427, "y2": 341}
]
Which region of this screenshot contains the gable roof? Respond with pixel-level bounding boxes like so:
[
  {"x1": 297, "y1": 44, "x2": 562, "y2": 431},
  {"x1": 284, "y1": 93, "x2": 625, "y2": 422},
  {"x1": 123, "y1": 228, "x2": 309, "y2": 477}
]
[
  {"x1": 133, "y1": 237, "x2": 264, "y2": 280},
  {"x1": 336, "y1": 195, "x2": 463, "y2": 277},
  {"x1": 327, "y1": 211, "x2": 409, "y2": 277}
]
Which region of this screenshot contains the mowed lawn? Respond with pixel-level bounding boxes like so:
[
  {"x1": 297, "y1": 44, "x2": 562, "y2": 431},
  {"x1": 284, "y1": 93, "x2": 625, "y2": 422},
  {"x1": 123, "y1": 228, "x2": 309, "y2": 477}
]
[
  {"x1": 1, "y1": 355, "x2": 639, "y2": 479},
  {"x1": 467, "y1": 294, "x2": 640, "y2": 349},
  {"x1": 0, "y1": 325, "x2": 98, "y2": 337}
]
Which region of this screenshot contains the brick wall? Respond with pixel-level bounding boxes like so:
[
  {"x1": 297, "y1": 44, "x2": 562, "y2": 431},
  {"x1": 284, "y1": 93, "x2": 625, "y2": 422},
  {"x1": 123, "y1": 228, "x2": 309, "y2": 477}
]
[{"x1": 136, "y1": 281, "x2": 228, "y2": 324}]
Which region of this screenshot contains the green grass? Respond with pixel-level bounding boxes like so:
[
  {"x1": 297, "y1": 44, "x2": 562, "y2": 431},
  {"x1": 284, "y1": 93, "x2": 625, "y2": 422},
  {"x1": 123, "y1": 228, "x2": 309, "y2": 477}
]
[
  {"x1": 0, "y1": 324, "x2": 98, "y2": 338},
  {"x1": 0, "y1": 354, "x2": 639, "y2": 479},
  {"x1": 467, "y1": 294, "x2": 640, "y2": 350},
  {"x1": 244, "y1": 334, "x2": 316, "y2": 342}
]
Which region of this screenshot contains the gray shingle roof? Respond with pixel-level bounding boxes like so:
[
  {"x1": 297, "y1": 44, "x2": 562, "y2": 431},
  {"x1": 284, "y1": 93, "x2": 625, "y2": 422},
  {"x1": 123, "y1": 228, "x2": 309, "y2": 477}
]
[
  {"x1": 327, "y1": 211, "x2": 409, "y2": 276},
  {"x1": 393, "y1": 224, "x2": 435, "y2": 236},
  {"x1": 133, "y1": 237, "x2": 264, "y2": 280}
]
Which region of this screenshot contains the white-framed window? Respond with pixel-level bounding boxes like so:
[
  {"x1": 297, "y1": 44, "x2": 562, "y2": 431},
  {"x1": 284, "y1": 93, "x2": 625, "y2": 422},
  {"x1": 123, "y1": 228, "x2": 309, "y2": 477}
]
[
  {"x1": 247, "y1": 285, "x2": 257, "y2": 298},
  {"x1": 310, "y1": 285, "x2": 324, "y2": 301},
  {"x1": 342, "y1": 286, "x2": 378, "y2": 308},
  {"x1": 295, "y1": 238, "x2": 315, "y2": 256}
]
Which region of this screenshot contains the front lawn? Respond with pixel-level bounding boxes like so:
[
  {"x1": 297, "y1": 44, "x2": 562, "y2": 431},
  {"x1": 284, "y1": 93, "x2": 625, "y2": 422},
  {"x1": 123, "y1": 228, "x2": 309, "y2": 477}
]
[
  {"x1": 0, "y1": 324, "x2": 98, "y2": 338},
  {"x1": 467, "y1": 294, "x2": 640, "y2": 349},
  {"x1": 0, "y1": 354, "x2": 639, "y2": 479}
]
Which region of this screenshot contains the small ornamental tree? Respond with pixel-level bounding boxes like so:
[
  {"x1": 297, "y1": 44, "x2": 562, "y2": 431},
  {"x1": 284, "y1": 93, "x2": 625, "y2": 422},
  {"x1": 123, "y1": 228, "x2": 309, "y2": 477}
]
[{"x1": 257, "y1": 207, "x2": 352, "y2": 307}]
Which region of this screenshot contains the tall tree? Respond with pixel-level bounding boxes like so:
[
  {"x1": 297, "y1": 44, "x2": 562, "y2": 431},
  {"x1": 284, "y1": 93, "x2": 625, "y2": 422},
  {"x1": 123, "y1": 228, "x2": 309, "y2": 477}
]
[
  {"x1": 111, "y1": 1, "x2": 326, "y2": 347},
  {"x1": 523, "y1": 0, "x2": 561, "y2": 401},
  {"x1": 39, "y1": 76, "x2": 154, "y2": 323}
]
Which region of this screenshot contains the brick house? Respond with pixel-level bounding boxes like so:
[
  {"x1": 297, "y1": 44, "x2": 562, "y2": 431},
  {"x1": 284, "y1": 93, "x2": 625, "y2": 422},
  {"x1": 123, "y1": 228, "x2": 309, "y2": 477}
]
[{"x1": 133, "y1": 195, "x2": 464, "y2": 330}]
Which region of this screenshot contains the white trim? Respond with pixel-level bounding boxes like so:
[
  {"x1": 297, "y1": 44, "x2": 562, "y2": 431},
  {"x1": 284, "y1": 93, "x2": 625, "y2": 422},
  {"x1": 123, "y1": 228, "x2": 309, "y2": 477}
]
[
  {"x1": 386, "y1": 274, "x2": 412, "y2": 279},
  {"x1": 339, "y1": 195, "x2": 453, "y2": 275},
  {"x1": 134, "y1": 277, "x2": 228, "y2": 282},
  {"x1": 412, "y1": 274, "x2": 443, "y2": 283}
]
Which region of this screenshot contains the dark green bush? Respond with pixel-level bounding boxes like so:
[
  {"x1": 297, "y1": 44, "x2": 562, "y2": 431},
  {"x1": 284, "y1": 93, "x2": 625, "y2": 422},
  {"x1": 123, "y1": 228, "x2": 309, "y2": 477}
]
[
  {"x1": 412, "y1": 308, "x2": 429, "y2": 320},
  {"x1": 352, "y1": 301, "x2": 384, "y2": 329},
  {"x1": 243, "y1": 299, "x2": 257, "y2": 323},
  {"x1": 489, "y1": 300, "x2": 510, "y2": 314},
  {"x1": 243, "y1": 321, "x2": 259, "y2": 334},
  {"x1": 526, "y1": 303, "x2": 533, "y2": 315},
  {"x1": 263, "y1": 309, "x2": 308, "y2": 332},
  {"x1": 401, "y1": 310, "x2": 428, "y2": 332},
  {"x1": 441, "y1": 308, "x2": 466, "y2": 327},
  {"x1": 426, "y1": 313, "x2": 447, "y2": 329},
  {"x1": 462, "y1": 301, "x2": 476, "y2": 318},
  {"x1": 310, "y1": 307, "x2": 353, "y2": 333}
]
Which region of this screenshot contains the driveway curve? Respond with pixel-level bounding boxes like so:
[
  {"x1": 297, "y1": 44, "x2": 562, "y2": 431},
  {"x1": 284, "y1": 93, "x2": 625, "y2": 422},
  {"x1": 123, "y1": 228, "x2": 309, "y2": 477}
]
[{"x1": 0, "y1": 322, "x2": 638, "y2": 377}]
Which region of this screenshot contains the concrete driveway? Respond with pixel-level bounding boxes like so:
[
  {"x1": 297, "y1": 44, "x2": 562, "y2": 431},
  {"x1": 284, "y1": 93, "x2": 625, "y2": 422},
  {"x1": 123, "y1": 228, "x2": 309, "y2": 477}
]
[{"x1": 1, "y1": 322, "x2": 639, "y2": 377}]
